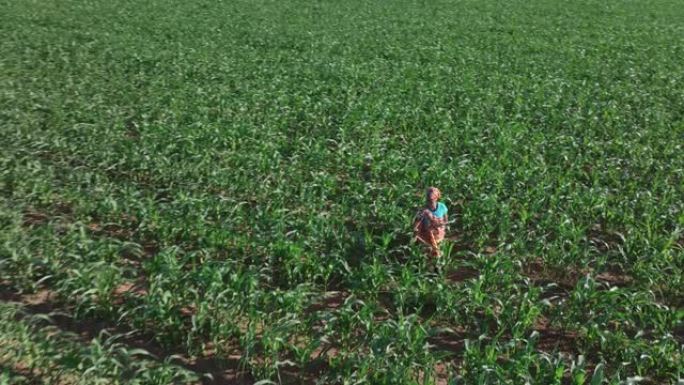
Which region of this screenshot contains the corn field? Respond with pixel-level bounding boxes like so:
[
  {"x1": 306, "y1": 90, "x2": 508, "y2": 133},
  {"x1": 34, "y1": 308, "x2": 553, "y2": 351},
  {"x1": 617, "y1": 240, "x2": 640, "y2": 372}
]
[{"x1": 1, "y1": 0, "x2": 683, "y2": 384}]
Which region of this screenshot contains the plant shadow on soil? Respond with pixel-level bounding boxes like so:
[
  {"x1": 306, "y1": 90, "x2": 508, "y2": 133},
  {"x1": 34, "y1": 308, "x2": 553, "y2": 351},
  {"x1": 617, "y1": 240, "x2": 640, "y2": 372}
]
[{"x1": 0, "y1": 285, "x2": 252, "y2": 385}]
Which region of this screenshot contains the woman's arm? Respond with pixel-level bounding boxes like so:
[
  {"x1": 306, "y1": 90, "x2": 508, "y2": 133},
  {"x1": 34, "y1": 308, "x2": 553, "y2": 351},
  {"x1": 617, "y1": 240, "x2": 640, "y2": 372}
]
[
  {"x1": 422, "y1": 209, "x2": 436, "y2": 221},
  {"x1": 413, "y1": 210, "x2": 423, "y2": 233},
  {"x1": 413, "y1": 218, "x2": 421, "y2": 233}
]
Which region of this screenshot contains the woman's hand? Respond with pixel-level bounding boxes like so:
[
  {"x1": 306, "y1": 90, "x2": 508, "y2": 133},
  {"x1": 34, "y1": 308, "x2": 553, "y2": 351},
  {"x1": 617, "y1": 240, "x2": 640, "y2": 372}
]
[
  {"x1": 422, "y1": 210, "x2": 446, "y2": 229},
  {"x1": 422, "y1": 209, "x2": 435, "y2": 221}
]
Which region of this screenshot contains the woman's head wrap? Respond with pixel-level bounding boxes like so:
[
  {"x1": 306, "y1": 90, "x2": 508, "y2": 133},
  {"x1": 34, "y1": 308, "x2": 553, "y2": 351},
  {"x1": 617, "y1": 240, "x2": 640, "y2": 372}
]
[{"x1": 426, "y1": 186, "x2": 441, "y2": 200}]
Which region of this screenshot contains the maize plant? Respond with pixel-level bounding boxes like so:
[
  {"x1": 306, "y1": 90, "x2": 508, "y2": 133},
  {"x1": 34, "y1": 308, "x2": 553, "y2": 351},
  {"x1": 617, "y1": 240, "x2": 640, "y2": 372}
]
[{"x1": 1, "y1": 0, "x2": 683, "y2": 383}]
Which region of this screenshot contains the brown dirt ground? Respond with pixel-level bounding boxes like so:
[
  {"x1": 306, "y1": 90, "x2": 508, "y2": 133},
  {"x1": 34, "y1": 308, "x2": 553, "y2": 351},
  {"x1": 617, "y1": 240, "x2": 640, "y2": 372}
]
[
  {"x1": 0, "y1": 285, "x2": 252, "y2": 385},
  {"x1": 446, "y1": 266, "x2": 479, "y2": 284}
]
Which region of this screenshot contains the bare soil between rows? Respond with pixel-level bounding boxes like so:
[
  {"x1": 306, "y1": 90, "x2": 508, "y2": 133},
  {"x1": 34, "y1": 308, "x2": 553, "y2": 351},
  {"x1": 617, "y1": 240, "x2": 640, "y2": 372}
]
[{"x1": 0, "y1": 284, "x2": 251, "y2": 385}]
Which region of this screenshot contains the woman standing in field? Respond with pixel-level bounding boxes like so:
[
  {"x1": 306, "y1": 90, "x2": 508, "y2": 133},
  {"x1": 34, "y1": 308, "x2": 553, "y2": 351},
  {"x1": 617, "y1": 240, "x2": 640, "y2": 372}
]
[{"x1": 413, "y1": 187, "x2": 448, "y2": 257}]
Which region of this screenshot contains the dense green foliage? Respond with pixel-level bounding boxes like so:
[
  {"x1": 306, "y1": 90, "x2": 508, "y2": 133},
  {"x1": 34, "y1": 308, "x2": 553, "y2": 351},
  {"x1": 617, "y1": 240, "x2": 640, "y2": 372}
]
[
  {"x1": 0, "y1": 302, "x2": 198, "y2": 385},
  {"x1": 1, "y1": 0, "x2": 683, "y2": 383}
]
